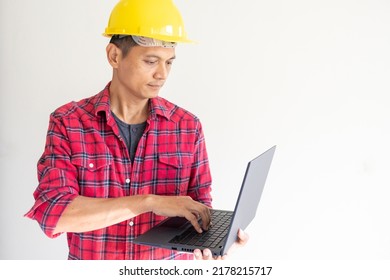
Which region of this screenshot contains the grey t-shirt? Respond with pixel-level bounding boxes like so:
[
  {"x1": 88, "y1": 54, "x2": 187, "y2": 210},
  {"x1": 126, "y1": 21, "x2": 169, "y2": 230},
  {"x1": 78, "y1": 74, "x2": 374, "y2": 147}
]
[{"x1": 112, "y1": 112, "x2": 146, "y2": 162}]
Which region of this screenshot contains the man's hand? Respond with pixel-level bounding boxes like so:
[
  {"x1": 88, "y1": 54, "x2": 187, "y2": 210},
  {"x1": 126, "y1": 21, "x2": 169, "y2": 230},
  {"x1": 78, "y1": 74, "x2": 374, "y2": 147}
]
[
  {"x1": 193, "y1": 229, "x2": 249, "y2": 260},
  {"x1": 147, "y1": 195, "x2": 211, "y2": 233}
]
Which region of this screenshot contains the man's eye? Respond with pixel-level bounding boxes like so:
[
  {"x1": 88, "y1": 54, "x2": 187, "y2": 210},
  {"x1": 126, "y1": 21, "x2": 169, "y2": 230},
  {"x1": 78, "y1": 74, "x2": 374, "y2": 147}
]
[{"x1": 145, "y1": 60, "x2": 157, "y2": 65}]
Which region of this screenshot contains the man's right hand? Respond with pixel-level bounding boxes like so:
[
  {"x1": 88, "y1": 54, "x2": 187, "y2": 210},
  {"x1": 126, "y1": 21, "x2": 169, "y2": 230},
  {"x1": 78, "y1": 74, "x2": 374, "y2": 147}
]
[{"x1": 146, "y1": 195, "x2": 212, "y2": 233}]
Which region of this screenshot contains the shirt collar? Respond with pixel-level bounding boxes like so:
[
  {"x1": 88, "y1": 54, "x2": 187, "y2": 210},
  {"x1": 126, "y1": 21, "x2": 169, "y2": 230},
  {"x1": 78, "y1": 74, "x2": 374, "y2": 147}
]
[
  {"x1": 148, "y1": 95, "x2": 175, "y2": 121},
  {"x1": 94, "y1": 82, "x2": 176, "y2": 122},
  {"x1": 94, "y1": 82, "x2": 111, "y2": 120}
]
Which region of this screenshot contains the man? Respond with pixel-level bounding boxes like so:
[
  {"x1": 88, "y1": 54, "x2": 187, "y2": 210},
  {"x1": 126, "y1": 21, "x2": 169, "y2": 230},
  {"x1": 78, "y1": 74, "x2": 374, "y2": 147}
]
[{"x1": 25, "y1": 0, "x2": 247, "y2": 260}]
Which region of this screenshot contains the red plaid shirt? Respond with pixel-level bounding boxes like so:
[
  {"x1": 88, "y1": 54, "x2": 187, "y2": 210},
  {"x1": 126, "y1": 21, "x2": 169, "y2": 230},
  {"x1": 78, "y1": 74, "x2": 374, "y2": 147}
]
[{"x1": 25, "y1": 82, "x2": 212, "y2": 260}]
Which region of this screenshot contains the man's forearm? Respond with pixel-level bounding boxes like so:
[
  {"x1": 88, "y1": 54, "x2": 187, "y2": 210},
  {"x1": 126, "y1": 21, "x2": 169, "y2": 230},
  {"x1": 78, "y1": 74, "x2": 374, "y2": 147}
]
[{"x1": 53, "y1": 195, "x2": 150, "y2": 234}]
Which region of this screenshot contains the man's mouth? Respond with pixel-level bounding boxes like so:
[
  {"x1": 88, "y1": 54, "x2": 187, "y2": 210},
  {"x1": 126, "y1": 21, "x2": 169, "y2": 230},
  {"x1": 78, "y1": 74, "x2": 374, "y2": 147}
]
[{"x1": 148, "y1": 83, "x2": 163, "y2": 89}]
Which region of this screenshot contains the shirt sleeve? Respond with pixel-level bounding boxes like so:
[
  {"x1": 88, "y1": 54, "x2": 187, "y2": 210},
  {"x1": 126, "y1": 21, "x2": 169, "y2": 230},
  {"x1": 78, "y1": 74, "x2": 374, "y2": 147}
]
[
  {"x1": 187, "y1": 120, "x2": 213, "y2": 207},
  {"x1": 24, "y1": 113, "x2": 79, "y2": 238}
]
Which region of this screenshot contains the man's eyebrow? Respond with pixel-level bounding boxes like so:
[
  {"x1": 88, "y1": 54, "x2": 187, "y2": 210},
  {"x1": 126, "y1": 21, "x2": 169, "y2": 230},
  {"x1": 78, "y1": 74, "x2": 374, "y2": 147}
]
[{"x1": 144, "y1": 54, "x2": 176, "y2": 60}]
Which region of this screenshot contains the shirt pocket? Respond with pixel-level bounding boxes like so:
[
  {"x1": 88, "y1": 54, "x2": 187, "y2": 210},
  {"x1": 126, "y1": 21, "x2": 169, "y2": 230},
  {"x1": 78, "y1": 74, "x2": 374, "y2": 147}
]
[
  {"x1": 71, "y1": 153, "x2": 114, "y2": 198},
  {"x1": 154, "y1": 153, "x2": 194, "y2": 196}
]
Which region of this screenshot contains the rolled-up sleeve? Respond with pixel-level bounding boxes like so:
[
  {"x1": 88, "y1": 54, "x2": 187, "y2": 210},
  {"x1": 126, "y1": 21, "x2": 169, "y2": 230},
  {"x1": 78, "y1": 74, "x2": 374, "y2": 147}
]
[{"x1": 25, "y1": 113, "x2": 79, "y2": 238}]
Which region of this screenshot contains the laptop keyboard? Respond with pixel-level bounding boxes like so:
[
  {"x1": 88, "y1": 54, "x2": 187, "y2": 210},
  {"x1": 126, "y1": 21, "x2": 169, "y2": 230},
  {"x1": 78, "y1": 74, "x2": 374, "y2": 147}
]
[{"x1": 169, "y1": 210, "x2": 232, "y2": 248}]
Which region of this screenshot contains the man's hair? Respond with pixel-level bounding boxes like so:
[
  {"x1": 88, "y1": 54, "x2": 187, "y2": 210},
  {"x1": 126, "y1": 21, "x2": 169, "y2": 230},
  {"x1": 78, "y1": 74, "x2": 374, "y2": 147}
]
[{"x1": 109, "y1": 35, "x2": 138, "y2": 57}]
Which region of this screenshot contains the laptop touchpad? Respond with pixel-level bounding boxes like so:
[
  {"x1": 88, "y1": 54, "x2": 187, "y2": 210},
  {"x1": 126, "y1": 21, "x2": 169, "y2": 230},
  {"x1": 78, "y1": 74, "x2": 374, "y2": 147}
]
[{"x1": 160, "y1": 217, "x2": 190, "y2": 229}]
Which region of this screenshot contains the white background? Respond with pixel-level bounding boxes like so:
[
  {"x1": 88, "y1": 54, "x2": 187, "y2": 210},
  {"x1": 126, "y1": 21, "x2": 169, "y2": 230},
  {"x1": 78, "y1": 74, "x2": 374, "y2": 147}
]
[{"x1": 1, "y1": 0, "x2": 389, "y2": 260}]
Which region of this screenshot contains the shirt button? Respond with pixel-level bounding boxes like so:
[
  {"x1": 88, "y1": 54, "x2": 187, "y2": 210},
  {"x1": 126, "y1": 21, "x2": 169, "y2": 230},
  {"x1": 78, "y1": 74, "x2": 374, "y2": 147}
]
[
  {"x1": 125, "y1": 178, "x2": 130, "y2": 184},
  {"x1": 89, "y1": 163, "x2": 94, "y2": 168},
  {"x1": 129, "y1": 221, "x2": 134, "y2": 227}
]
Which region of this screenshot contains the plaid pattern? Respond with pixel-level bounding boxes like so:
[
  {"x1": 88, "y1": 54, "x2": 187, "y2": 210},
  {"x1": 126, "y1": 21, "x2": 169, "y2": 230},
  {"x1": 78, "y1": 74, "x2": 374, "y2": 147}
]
[{"x1": 25, "y1": 82, "x2": 212, "y2": 260}]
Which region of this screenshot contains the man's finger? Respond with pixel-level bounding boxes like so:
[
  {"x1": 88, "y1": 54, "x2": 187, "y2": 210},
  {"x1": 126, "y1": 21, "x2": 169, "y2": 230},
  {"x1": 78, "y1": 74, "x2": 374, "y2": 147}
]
[
  {"x1": 198, "y1": 207, "x2": 211, "y2": 231},
  {"x1": 185, "y1": 212, "x2": 203, "y2": 233}
]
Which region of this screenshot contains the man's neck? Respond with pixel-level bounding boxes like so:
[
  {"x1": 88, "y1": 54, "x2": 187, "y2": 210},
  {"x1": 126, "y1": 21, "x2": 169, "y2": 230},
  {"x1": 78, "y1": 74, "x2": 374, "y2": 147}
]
[{"x1": 109, "y1": 84, "x2": 149, "y2": 125}]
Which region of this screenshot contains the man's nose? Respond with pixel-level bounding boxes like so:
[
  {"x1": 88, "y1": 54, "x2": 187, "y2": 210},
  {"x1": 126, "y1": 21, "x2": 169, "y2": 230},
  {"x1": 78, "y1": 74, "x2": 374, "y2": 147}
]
[{"x1": 154, "y1": 63, "x2": 168, "y2": 80}]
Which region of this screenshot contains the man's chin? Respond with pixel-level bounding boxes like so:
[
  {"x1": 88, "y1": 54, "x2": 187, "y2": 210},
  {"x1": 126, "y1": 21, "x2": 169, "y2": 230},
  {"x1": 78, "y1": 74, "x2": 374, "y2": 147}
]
[{"x1": 147, "y1": 89, "x2": 161, "y2": 98}]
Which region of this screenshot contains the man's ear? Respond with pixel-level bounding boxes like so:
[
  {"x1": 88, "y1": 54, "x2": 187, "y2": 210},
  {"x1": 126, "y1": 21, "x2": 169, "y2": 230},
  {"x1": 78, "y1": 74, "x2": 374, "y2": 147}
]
[{"x1": 106, "y1": 43, "x2": 121, "y2": 68}]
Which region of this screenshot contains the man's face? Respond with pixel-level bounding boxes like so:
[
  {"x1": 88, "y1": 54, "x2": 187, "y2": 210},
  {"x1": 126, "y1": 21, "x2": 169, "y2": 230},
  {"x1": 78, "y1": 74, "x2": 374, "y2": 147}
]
[{"x1": 115, "y1": 45, "x2": 176, "y2": 100}]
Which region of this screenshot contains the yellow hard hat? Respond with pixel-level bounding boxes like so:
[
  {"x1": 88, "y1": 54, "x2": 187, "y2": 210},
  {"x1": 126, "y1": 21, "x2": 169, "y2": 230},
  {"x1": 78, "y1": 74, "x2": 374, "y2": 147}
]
[{"x1": 103, "y1": 0, "x2": 192, "y2": 43}]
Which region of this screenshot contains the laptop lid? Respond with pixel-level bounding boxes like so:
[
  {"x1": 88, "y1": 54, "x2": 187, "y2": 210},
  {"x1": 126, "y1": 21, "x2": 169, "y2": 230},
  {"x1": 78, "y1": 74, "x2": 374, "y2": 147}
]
[{"x1": 221, "y1": 145, "x2": 276, "y2": 255}]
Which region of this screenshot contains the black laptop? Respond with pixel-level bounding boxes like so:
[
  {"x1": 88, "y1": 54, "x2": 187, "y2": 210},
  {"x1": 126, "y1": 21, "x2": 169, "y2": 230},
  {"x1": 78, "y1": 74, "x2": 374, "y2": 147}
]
[{"x1": 133, "y1": 145, "x2": 276, "y2": 256}]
